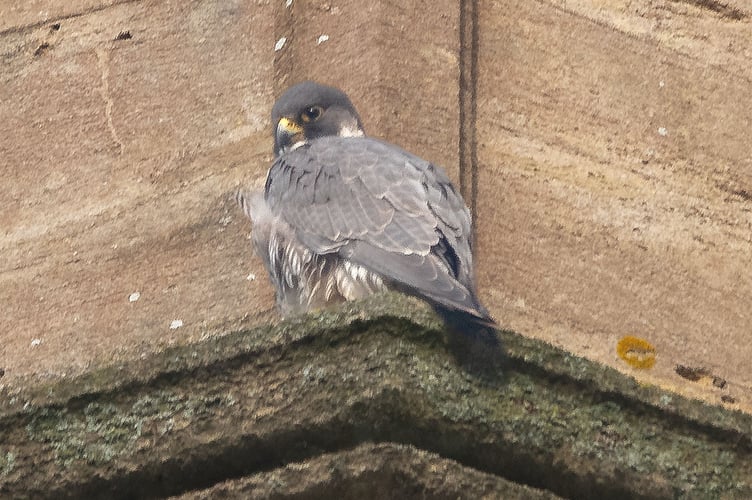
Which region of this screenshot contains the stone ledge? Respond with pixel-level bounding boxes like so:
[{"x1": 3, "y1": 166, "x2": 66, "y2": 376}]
[
  {"x1": 0, "y1": 293, "x2": 750, "y2": 499},
  {"x1": 179, "y1": 442, "x2": 562, "y2": 499}
]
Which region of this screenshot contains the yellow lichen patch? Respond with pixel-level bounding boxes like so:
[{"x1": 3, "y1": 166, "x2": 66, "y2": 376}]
[{"x1": 617, "y1": 336, "x2": 656, "y2": 369}]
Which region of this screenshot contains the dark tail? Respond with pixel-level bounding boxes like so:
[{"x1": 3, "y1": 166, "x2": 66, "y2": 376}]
[{"x1": 434, "y1": 306, "x2": 505, "y2": 377}]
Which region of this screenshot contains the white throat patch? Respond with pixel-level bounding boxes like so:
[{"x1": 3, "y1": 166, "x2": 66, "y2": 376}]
[
  {"x1": 279, "y1": 140, "x2": 306, "y2": 155},
  {"x1": 338, "y1": 123, "x2": 365, "y2": 138},
  {"x1": 288, "y1": 140, "x2": 307, "y2": 151}
]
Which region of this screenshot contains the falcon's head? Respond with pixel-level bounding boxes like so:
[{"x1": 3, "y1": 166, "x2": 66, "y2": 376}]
[{"x1": 271, "y1": 81, "x2": 365, "y2": 157}]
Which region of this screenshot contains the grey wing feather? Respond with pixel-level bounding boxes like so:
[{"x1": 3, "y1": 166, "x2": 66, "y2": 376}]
[
  {"x1": 265, "y1": 136, "x2": 485, "y2": 318},
  {"x1": 237, "y1": 189, "x2": 385, "y2": 316}
]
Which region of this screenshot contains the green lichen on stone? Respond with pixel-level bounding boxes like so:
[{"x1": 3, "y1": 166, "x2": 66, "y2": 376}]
[
  {"x1": 0, "y1": 451, "x2": 15, "y2": 476},
  {"x1": 401, "y1": 345, "x2": 747, "y2": 498},
  {"x1": 25, "y1": 390, "x2": 237, "y2": 467}
]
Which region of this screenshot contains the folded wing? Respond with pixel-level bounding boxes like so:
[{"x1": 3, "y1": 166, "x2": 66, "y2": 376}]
[{"x1": 265, "y1": 136, "x2": 489, "y2": 320}]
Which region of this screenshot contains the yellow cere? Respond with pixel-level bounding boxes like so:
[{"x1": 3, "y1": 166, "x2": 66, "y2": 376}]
[{"x1": 616, "y1": 336, "x2": 656, "y2": 370}]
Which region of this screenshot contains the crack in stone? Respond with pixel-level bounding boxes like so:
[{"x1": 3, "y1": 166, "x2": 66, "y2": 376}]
[
  {"x1": 0, "y1": 0, "x2": 142, "y2": 36},
  {"x1": 95, "y1": 47, "x2": 124, "y2": 155}
]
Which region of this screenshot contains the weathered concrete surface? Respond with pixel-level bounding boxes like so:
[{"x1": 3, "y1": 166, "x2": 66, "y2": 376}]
[
  {"x1": 1, "y1": 0, "x2": 277, "y2": 384},
  {"x1": 0, "y1": 294, "x2": 750, "y2": 498},
  {"x1": 473, "y1": 0, "x2": 752, "y2": 408}
]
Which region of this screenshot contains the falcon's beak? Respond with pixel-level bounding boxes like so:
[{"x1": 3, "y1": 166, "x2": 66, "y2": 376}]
[{"x1": 275, "y1": 117, "x2": 304, "y2": 156}]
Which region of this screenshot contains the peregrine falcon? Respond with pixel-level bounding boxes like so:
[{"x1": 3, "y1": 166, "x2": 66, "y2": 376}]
[{"x1": 238, "y1": 81, "x2": 495, "y2": 338}]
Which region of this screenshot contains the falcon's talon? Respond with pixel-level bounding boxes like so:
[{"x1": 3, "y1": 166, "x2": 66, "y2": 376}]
[{"x1": 239, "y1": 81, "x2": 496, "y2": 335}]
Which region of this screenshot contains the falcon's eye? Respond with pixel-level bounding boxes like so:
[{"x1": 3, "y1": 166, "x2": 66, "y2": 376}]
[{"x1": 300, "y1": 106, "x2": 323, "y2": 123}]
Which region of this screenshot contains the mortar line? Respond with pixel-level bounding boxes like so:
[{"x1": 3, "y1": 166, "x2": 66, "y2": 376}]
[{"x1": 458, "y1": 0, "x2": 479, "y2": 249}]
